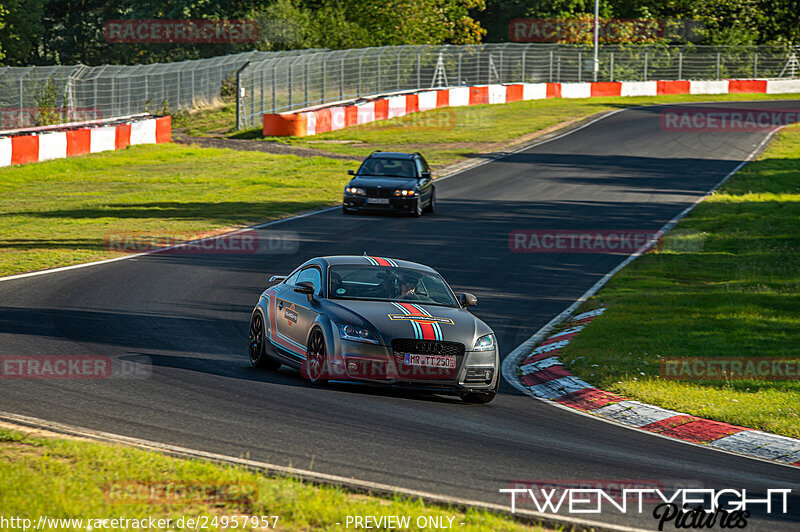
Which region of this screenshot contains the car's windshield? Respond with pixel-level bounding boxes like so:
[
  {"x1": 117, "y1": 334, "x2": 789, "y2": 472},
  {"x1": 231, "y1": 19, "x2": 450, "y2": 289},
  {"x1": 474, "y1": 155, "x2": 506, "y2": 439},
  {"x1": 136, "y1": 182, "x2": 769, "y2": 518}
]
[
  {"x1": 329, "y1": 265, "x2": 458, "y2": 307},
  {"x1": 357, "y1": 158, "x2": 417, "y2": 178}
]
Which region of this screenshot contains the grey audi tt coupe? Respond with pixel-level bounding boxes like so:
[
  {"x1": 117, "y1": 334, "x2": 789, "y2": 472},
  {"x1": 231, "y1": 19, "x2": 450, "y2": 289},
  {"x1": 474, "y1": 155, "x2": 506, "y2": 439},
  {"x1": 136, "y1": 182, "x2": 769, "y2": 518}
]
[{"x1": 248, "y1": 255, "x2": 499, "y2": 403}]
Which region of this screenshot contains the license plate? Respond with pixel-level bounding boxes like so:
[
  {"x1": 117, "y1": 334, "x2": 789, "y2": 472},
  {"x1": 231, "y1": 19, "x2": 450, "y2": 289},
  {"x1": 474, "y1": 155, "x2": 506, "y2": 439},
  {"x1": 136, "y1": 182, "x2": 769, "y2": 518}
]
[
  {"x1": 403, "y1": 353, "x2": 456, "y2": 368},
  {"x1": 367, "y1": 198, "x2": 390, "y2": 204}
]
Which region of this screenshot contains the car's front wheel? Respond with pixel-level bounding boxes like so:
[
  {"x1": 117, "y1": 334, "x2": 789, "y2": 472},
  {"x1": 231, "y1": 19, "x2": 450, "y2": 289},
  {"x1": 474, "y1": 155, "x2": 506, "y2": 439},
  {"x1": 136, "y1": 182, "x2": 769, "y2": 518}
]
[
  {"x1": 412, "y1": 197, "x2": 423, "y2": 217},
  {"x1": 249, "y1": 311, "x2": 281, "y2": 370},
  {"x1": 424, "y1": 189, "x2": 435, "y2": 214},
  {"x1": 303, "y1": 328, "x2": 329, "y2": 384}
]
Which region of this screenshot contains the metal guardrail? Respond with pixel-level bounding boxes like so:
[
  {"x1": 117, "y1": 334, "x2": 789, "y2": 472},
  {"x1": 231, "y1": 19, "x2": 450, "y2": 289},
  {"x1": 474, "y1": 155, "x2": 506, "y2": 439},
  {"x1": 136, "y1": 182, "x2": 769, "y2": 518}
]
[
  {"x1": 0, "y1": 49, "x2": 322, "y2": 129},
  {"x1": 236, "y1": 44, "x2": 799, "y2": 129}
]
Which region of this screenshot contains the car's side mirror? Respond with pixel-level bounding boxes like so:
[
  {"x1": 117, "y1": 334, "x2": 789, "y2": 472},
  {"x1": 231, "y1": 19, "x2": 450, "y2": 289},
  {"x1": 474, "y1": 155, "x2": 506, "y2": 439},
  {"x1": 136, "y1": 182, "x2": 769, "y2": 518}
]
[
  {"x1": 348, "y1": 169, "x2": 356, "y2": 176},
  {"x1": 459, "y1": 292, "x2": 477, "y2": 307},
  {"x1": 293, "y1": 281, "x2": 316, "y2": 301},
  {"x1": 420, "y1": 171, "x2": 431, "y2": 179}
]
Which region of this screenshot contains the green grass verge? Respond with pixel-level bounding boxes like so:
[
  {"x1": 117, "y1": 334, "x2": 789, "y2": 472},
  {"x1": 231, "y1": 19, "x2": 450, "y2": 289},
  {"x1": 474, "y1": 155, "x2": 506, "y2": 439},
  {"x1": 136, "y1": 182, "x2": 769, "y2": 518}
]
[
  {"x1": 559, "y1": 124, "x2": 800, "y2": 439},
  {"x1": 0, "y1": 426, "x2": 553, "y2": 531},
  {"x1": 0, "y1": 143, "x2": 351, "y2": 276}
]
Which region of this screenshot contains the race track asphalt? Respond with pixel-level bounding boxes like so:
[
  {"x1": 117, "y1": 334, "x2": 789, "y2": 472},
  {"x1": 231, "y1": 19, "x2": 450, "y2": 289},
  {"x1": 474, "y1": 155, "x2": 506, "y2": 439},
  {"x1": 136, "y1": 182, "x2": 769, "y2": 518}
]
[{"x1": 1, "y1": 101, "x2": 798, "y2": 530}]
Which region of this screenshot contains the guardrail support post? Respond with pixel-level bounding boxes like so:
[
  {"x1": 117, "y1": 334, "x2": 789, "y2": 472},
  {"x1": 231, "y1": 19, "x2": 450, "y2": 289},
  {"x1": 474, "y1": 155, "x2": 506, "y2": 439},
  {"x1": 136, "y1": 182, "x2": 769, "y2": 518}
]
[
  {"x1": 716, "y1": 51, "x2": 721, "y2": 79},
  {"x1": 678, "y1": 51, "x2": 683, "y2": 80},
  {"x1": 610, "y1": 52, "x2": 614, "y2": 81},
  {"x1": 235, "y1": 61, "x2": 249, "y2": 130}
]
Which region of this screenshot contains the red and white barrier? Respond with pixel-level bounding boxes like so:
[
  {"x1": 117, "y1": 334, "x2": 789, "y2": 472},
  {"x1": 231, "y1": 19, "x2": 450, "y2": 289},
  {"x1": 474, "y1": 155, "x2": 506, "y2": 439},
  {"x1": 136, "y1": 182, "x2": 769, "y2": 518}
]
[
  {"x1": 264, "y1": 77, "x2": 798, "y2": 137},
  {"x1": 0, "y1": 115, "x2": 171, "y2": 168}
]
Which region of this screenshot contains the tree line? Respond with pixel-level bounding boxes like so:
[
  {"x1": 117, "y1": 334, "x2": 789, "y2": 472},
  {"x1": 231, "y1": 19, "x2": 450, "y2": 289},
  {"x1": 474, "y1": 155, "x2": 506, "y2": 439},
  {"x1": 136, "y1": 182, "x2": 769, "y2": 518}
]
[{"x1": 0, "y1": 0, "x2": 796, "y2": 66}]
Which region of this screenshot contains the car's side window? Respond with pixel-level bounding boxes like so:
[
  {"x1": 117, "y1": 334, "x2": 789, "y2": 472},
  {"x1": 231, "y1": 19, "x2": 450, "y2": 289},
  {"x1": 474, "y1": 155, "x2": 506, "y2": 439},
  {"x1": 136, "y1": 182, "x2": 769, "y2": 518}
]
[
  {"x1": 414, "y1": 158, "x2": 425, "y2": 177},
  {"x1": 295, "y1": 267, "x2": 322, "y2": 295},
  {"x1": 420, "y1": 157, "x2": 431, "y2": 174},
  {"x1": 283, "y1": 269, "x2": 300, "y2": 287}
]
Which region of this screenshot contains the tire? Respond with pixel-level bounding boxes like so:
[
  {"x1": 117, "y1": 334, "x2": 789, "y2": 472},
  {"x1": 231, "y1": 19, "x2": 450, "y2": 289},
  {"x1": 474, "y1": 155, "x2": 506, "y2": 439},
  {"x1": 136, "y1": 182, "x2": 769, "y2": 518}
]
[
  {"x1": 411, "y1": 197, "x2": 423, "y2": 217},
  {"x1": 424, "y1": 189, "x2": 435, "y2": 214},
  {"x1": 303, "y1": 328, "x2": 329, "y2": 384},
  {"x1": 249, "y1": 311, "x2": 281, "y2": 370},
  {"x1": 459, "y1": 379, "x2": 498, "y2": 404}
]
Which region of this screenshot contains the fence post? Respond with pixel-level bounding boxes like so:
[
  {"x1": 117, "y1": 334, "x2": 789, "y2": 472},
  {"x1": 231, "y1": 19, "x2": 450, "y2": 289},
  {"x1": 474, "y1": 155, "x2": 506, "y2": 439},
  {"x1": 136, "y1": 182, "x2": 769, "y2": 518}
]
[
  {"x1": 578, "y1": 50, "x2": 582, "y2": 83},
  {"x1": 557, "y1": 55, "x2": 561, "y2": 81},
  {"x1": 521, "y1": 49, "x2": 526, "y2": 82},
  {"x1": 191, "y1": 70, "x2": 196, "y2": 106},
  {"x1": 322, "y1": 60, "x2": 326, "y2": 103},
  {"x1": 340, "y1": 55, "x2": 344, "y2": 100},
  {"x1": 358, "y1": 53, "x2": 363, "y2": 97},
  {"x1": 549, "y1": 50, "x2": 554, "y2": 82},
  {"x1": 458, "y1": 51, "x2": 462, "y2": 84},
  {"x1": 678, "y1": 51, "x2": 683, "y2": 80},
  {"x1": 235, "y1": 61, "x2": 249, "y2": 130},
  {"x1": 18, "y1": 78, "x2": 23, "y2": 126},
  {"x1": 417, "y1": 50, "x2": 421, "y2": 88},
  {"x1": 397, "y1": 50, "x2": 401, "y2": 90},
  {"x1": 260, "y1": 68, "x2": 265, "y2": 118},
  {"x1": 288, "y1": 62, "x2": 293, "y2": 111},
  {"x1": 716, "y1": 51, "x2": 721, "y2": 79},
  {"x1": 643, "y1": 51, "x2": 648, "y2": 81},
  {"x1": 610, "y1": 52, "x2": 614, "y2": 82},
  {"x1": 377, "y1": 53, "x2": 381, "y2": 94},
  {"x1": 753, "y1": 51, "x2": 758, "y2": 78},
  {"x1": 272, "y1": 64, "x2": 276, "y2": 113},
  {"x1": 304, "y1": 61, "x2": 308, "y2": 107}
]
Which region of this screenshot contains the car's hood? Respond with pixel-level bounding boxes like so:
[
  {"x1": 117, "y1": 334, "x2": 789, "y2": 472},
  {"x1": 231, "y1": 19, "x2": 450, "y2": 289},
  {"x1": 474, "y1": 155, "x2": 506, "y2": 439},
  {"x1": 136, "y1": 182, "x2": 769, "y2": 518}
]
[
  {"x1": 325, "y1": 299, "x2": 491, "y2": 348},
  {"x1": 348, "y1": 176, "x2": 418, "y2": 189}
]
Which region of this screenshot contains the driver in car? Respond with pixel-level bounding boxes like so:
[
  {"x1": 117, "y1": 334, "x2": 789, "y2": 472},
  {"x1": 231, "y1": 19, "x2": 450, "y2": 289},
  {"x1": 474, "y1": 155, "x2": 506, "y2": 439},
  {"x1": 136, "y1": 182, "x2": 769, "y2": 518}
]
[{"x1": 398, "y1": 273, "x2": 422, "y2": 300}]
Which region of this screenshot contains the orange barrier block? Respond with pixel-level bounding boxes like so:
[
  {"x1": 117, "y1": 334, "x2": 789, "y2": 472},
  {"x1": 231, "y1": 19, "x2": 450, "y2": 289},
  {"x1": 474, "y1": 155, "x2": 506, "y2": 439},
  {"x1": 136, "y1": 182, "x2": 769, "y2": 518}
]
[
  {"x1": 728, "y1": 79, "x2": 767, "y2": 93},
  {"x1": 263, "y1": 113, "x2": 308, "y2": 137},
  {"x1": 66, "y1": 129, "x2": 91, "y2": 157},
  {"x1": 505, "y1": 84, "x2": 524, "y2": 102},
  {"x1": 591, "y1": 82, "x2": 622, "y2": 97},
  {"x1": 115, "y1": 124, "x2": 131, "y2": 148},
  {"x1": 315, "y1": 108, "x2": 332, "y2": 134},
  {"x1": 11, "y1": 135, "x2": 39, "y2": 165},
  {"x1": 155, "y1": 116, "x2": 172, "y2": 143},
  {"x1": 657, "y1": 80, "x2": 690, "y2": 95},
  {"x1": 436, "y1": 90, "x2": 450, "y2": 108},
  {"x1": 468, "y1": 86, "x2": 489, "y2": 105},
  {"x1": 546, "y1": 83, "x2": 562, "y2": 99},
  {"x1": 405, "y1": 94, "x2": 419, "y2": 114},
  {"x1": 373, "y1": 99, "x2": 389, "y2": 121},
  {"x1": 345, "y1": 105, "x2": 358, "y2": 127}
]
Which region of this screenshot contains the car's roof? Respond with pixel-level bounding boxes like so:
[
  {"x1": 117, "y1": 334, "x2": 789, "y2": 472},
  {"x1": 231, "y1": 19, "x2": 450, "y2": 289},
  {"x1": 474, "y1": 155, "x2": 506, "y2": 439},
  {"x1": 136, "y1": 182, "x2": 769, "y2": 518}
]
[
  {"x1": 367, "y1": 152, "x2": 416, "y2": 160},
  {"x1": 320, "y1": 255, "x2": 436, "y2": 273}
]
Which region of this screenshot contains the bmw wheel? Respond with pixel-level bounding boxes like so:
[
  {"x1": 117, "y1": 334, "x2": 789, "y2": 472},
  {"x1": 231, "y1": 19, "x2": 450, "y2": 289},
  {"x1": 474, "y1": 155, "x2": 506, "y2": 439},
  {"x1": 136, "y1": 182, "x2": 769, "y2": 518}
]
[
  {"x1": 424, "y1": 189, "x2": 436, "y2": 214},
  {"x1": 249, "y1": 311, "x2": 281, "y2": 370},
  {"x1": 412, "y1": 197, "x2": 423, "y2": 217},
  {"x1": 304, "y1": 328, "x2": 329, "y2": 384}
]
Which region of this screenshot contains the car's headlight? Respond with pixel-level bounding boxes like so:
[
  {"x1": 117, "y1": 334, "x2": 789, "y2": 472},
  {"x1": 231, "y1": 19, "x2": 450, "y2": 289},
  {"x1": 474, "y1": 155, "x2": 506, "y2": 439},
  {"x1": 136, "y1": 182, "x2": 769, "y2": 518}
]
[
  {"x1": 336, "y1": 323, "x2": 379, "y2": 344},
  {"x1": 473, "y1": 334, "x2": 496, "y2": 351},
  {"x1": 393, "y1": 189, "x2": 418, "y2": 196},
  {"x1": 345, "y1": 187, "x2": 366, "y2": 195}
]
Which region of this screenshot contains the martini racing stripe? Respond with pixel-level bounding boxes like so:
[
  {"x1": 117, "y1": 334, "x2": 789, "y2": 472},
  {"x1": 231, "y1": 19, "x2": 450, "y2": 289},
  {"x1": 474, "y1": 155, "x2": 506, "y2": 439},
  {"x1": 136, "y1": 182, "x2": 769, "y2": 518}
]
[
  {"x1": 391, "y1": 302, "x2": 424, "y2": 339},
  {"x1": 409, "y1": 303, "x2": 444, "y2": 341},
  {"x1": 365, "y1": 256, "x2": 398, "y2": 267},
  {"x1": 396, "y1": 302, "x2": 437, "y2": 340}
]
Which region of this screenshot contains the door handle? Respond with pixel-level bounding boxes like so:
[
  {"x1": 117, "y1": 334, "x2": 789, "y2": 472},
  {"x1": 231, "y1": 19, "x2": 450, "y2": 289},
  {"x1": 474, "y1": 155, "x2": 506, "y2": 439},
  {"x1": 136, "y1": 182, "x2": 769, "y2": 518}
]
[{"x1": 277, "y1": 301, "x2": 284, "y2": 310}]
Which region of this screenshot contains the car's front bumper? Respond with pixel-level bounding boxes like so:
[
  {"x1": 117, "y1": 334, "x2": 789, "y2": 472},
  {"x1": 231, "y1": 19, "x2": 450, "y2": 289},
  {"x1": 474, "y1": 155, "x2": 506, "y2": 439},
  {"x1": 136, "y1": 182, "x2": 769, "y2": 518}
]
[
  {"x1": 343, "y1": 195, "x2": 417, "y2": 212},
  {"x1": 330, "y1": 337, "x2": 499, "y2": 393}
]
